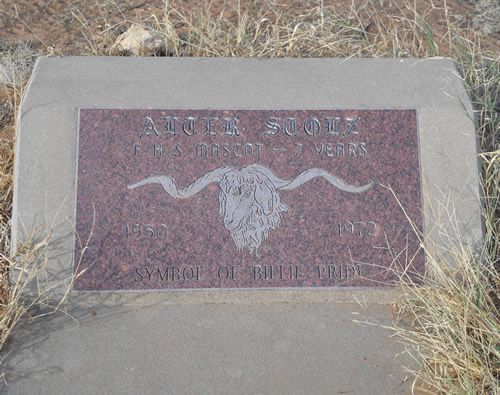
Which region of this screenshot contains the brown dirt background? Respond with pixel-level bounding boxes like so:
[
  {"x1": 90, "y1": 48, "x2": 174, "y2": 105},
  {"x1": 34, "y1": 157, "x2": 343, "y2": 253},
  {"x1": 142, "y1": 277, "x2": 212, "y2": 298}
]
[{"x1": 0, "y1": 0, "x2": 498, "y2": 56}]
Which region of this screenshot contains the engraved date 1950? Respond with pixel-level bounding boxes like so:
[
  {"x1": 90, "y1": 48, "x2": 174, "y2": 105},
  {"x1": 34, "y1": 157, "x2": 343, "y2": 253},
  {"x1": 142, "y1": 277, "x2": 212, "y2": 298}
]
[{"x1": 125, "y1": 224, "x2": 168, "y2": 239}]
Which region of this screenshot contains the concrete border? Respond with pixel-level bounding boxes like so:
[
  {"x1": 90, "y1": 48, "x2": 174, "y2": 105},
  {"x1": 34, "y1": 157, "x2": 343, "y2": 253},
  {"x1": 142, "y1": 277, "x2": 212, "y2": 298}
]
[{"x1": 12, "y1": 57, "x2": 482, "y2": 301}]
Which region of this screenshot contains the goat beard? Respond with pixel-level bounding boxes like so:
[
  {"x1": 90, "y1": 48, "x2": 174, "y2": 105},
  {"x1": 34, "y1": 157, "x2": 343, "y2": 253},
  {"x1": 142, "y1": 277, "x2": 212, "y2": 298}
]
[{"x1": 229, "y1": 204, "x2": 285, "y2": 256}]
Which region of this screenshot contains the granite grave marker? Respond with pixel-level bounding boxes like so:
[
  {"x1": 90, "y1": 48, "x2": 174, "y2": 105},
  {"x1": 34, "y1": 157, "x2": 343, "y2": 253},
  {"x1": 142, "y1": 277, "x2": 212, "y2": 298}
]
[{"x1": 75, "y1": 108, "x2": 423, "y2": 290}]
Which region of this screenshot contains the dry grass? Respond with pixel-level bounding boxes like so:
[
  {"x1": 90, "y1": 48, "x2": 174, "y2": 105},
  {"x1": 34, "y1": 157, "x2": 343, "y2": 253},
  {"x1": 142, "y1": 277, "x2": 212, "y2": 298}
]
[
  {"x1": 391, "y1": 215, "x2": 499, "y2": 393},
  {"x1": 0, "y1": 0, "x2": 499, "y2": 392},
  {"x1": 389, "y1": 27, "x2": 499, "y2": 393},
  {"x1": 473, "y1": 0, "x2": 500, "y2": 35},
  {"x1": 0, "y1": 41, "x2": 37, "y2": 323},
  {"x1": 75, "y1": 0, "x2": 492, "y2": 58}
]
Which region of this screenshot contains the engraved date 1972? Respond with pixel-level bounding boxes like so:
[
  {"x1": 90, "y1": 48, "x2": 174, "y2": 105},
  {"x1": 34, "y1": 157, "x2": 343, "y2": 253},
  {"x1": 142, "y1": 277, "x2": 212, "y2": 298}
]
[
  {"x1": 125, "y1": 224, "x2": 168, "y2": 239},
  {"x1": 338, "y1": 221, "x2": 376, "y2": 236}
]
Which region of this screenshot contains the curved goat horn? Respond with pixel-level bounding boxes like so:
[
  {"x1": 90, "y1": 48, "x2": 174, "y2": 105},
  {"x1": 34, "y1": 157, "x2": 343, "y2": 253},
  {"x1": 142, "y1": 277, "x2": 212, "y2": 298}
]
[
  {"x1": 279, "y1": 168, "x2": 373, "y2": 192},
  {"x1": 127, "y1": 166, "x2": 235, "y2": 198},
  {"x1": 247, "y1": 164, "x2": 373, "y2": 193}
]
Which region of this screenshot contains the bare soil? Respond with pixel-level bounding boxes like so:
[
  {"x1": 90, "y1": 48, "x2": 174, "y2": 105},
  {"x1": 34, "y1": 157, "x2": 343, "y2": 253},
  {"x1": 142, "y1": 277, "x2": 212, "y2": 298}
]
[{"x1": 0, "y1": 0, "x2": 498, "y2": 56}]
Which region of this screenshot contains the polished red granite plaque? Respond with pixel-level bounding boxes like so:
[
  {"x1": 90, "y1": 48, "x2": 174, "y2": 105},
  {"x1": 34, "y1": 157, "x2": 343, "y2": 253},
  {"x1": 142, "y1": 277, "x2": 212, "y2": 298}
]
[{"x1": 74, "y1": 109, "x2": 423, "y2": 291}]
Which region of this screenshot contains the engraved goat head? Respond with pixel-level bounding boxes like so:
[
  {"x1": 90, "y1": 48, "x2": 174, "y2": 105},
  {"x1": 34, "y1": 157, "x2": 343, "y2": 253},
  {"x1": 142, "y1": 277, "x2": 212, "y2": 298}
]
[
  {"x1": 128, "y1": 164, "x2": 373, "y2": 256},
  {"x1": 217, "y1": 167, "x2": 289, "y2": 255}
]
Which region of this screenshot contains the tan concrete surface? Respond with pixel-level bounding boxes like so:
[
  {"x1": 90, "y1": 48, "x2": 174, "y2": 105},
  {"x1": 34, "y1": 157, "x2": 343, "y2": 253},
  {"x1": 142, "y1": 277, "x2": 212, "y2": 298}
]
[{"x1": 3, "y1": 301, "x2": 414, "y2": 394}]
